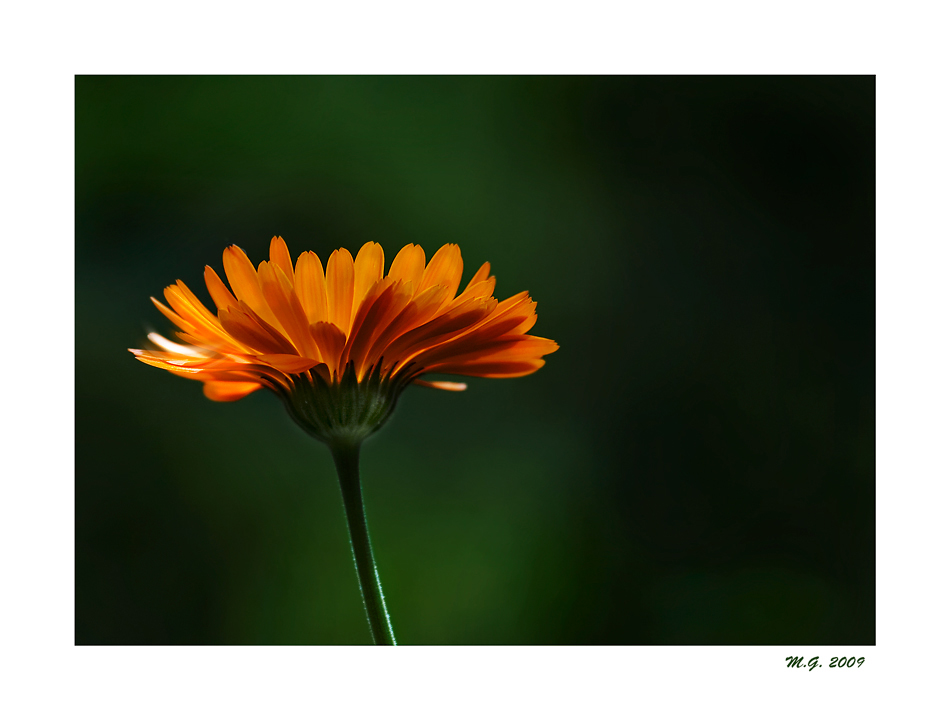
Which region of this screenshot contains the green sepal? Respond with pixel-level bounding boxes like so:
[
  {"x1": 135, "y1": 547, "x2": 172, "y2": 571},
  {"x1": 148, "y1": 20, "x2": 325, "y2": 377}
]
[{"x1": 278, "y1": 359, "x2": 415, "y2": 447}]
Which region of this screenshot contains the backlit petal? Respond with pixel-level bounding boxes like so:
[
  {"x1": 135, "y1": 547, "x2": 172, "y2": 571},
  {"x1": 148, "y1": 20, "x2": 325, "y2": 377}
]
[
  {"x1": 464, "y1": 261, "x2": 491, "y2": 290},
  {"x1": 310, "y1": 321, "x2": 347, "y2": 376},
  {"x1": 427, "y1": 358, "x2": 546, "y2": 378},
  {"x1": 345, "y1": 279, "x2": 414, "y2": 379},
  {"x1": 203, "y1": 381, "x2": 262, "y2": 402},
  {"x1": 252, "y1": 354, "x2": 321, "y2": 374},
  {"x1": 222, "y1": 245, "x2": 284, "y2": 331},
  {"x1": 204, "y1": 265, "x2": 238, "y2": 312},
  {"x1": 419, "y1": 244, "x2": 463, "y2": 299},
  {"x1": 219, "y1": 302, "x2": 297, "y2": 355},
  {"x1": 295, "y1": 251, "x2": 329, "y2": 324},
  {"x1": 413, "y1": 380, "x2": 468, "y2": 391},
  {"x1": 269, "y1": 236, "x2": 295, "y2": 280},
  {"x1": 259, "y1": 261, "x2": 319, "y2": 359},
  {"x1": 362, "y1": 284, "x2": 453, "y2": 372},
  {"x1": 326, "y1": 248, "x2": 355, "y2": 335},
  {"x1": 163, "y1": 283, "x2": 241, "y2": 350},
  {"x1": 353, "y1": 242, "x2": 385, "y2": 313},
  {"x1": 386, "y1": 297, "x2": 497, "y2": 372},
  {"x1": 452, "y1": 278, "x2": 496, "y2": 306},
  {"x1": 388, "y1": 244, "x2": 426, "y2": 290}
]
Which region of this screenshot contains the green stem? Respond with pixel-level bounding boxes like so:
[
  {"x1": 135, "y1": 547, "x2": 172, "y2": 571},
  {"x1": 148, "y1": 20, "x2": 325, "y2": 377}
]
[{"x1": 330, "y1": 441, "x2": 397, "y2": 645}]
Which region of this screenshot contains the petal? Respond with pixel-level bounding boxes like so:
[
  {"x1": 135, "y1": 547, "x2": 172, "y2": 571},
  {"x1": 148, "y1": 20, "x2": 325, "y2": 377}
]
[
  {"x1": 203, "y1": 381, "x2": 262, "y2": 402},
  {"x1": 163, "y1": 282, "x2": 241, "y2": 350},
  {"x1": 310, "y1": 321, "x2": 347, "y2": 376},
  {"x1": 363, "y1": 284, "x2": 453, "y2": 372},
  {"x1": 295, "y1": 251, "x2": 329, "y2": 324},
  {"x1": 451, "y1": 277, "x2": 496, "y2": 306},
  {"x1": 258, "y1": 261, "x2": 319, "y2": 359},
  {"x1": 172, "y1": 279, "x2": 219, "y2": 325},
  {"x1": 146, "y1": 332, "x2": 207, "y2": 358},
  {"x1": 388, "y1": 243, "x2": 426, "y2": 291},
  {"x1": 252, "y1": 354, "x2": 321, "y2": 374},
  {"x1": 326, "y1": 248, "x2": 355, "y2": 335},
  {"x1": 412, "y1": 379, "x2": 468, "y2": 391},
  {"x1": 219, "y1": 302, "x2": 297, "y2": 355},
  {"x1": 269, "y1": 236, "x2": 295, "y2": 280},
  {"x1": 339, "y1": 277, "x2": 393, "y2": 373},
  {"x1": 345, "y1": 279, "x2": 414, "y2": 379},
  {"x1": 396, "y1": 295, "x2": 547, "y2": 370},
  {"x1": 385, "y1": 297, "x2": 497, "y2": 372},
  {"x1": 427, "y1": 358, "x2": 546, "y2": 378},
  {"x1": 508, "y1": 303, "x2": 538, "y2": 335},
  {"x1": 151, "y1": 297, "x2": 233, "y2": 350},
  {"x1": 353, "y1": 242, "x2": 385, "y2": 313},
  {"x1": 463, "y1": 261, "x2": 491, "y2": 290},
  {"x1": 204, "y1": 265, "x2": 238, "y2": 312},
  {"x1": 151, "y1": 296, "x2": 196, "y2": 334},
  {"x1": 419, "y1": 335, "x2": 559, "y2": 370},
  {"x1": 419, "y1": 244, "x2": 463, "y2": 300},
  {"x1": 222, "y1": 245, "x2": 284, "y2": 331},
  {"x1": 171, "y1": 330, "x2": 240, "y2": 354},
  {"x1": 492, "y1": 290, "x2": 532, "y2": 316},
  {"x1": 452, "y1": 291, "x2": 533, "y2": 340},
  {"x1": 133, "y1": 353, "x2": 206, "y2": 377}
]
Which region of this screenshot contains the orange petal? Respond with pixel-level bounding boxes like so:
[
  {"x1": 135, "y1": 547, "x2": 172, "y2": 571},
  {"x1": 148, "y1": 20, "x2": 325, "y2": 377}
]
[
  {"x1": 353, "y1": 242, "x2": 385, "y2": 314},
  {"x1": 173, "y1": 280, "x2": 219, "y2": 325},
  {"x1": 346, "y1": 279, "x2": 415, "y2": 379},
  {"x1": 508, "y1": 303, "x2": 538, "y2": 335},
  {"x1": 453, "y1": 291, "x2": 533, "y2": 340},
  {"x1": 171, "y1": 330, "x2": 240, "y2": 355},
  {"x1": 133, "y1": 353, "x2": 206, "y2": 377},
  {"x1": 219, "y1": 303, "x2": 297, "y2": 355},
  {"x1": 452, "y1": 277, "x2": 496, "y2": 306},
  {"x1": 222, "y1": 245, "x2": 284, "y2": 331},
  {"x1": 419, "y1": 244, "x2": 463, "y2": 300},
  {"x1": 295, "y1": 251, "x2": 329, "y2": 324},
  {"x1": 147, "y1": 332, "x2": 207, "y2": 358},
  {"x1": 163, "y1": 283, "x2": 240, "y2": 350},
  {"x1": 269, "y1": 236, "x2": 295, "y2": 280},
  {"x1": 326, "y1": 248, "x2": 355, "y2": 335},
  {"x1": 259, "y1": 261, "x2": 319, "y2": 359},
  {"x1": 427, "y1": 358, "x2": 546, "y2": 378},
  {"x1": 408, "y1": 299, "x2": 544, "y2": 369},
  {"x1": 463, "y1": 261, "x2": 491, "y2": 290},
  {"x1": 310, "y1": 321, "x2": 347, "y2": 376},
  {"x1": 252, "y1": 354, "x2": 321, "y2": 374},
  {"x1": 204, "y1": 265, "x2": 238, "y2": 312},
  {"x1": 412, "y1": 379, "x2": 468, "y2": 391},
  {"x1": 492, "y1": 291, "x2": 532, "y2": 316},
  {"x1": 386, "y1": 297, "x2": 497, "y2": 372},
  {"x1": 203, "y1": 381, "x2": 262, "y2": 402},
  {"x1": 363, "y1": 284, "x2": 453, "y2": 372},
  {"x1": 388, "y1": 244, "x2": 426, "y2": 290},
  {"x1": 152, "y1": 296, "x2": 193, "y2": 332},
  {"x1": 420, "y1": 335, "x2": 559, "y2": 370},
  {"x1": 340, "y1": 277, "x2": 394, "y2": 373}
]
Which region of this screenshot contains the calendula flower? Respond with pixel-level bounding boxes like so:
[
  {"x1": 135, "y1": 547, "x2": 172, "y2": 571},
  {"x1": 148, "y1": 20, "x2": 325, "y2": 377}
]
[{"x1": 130, "y1": 236, "x2": 557, "y2": 644}]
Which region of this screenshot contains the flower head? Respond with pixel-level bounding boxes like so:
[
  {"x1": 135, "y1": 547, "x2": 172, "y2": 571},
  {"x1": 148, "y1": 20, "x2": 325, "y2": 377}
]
[{"x1": 131, "y1": 237, "x2": 558, "y2": 444}]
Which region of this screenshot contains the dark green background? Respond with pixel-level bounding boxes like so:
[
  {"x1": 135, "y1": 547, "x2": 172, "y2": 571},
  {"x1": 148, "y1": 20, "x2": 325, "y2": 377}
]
[{"x1": 76, "y1": 76, "x2": 874, "y2": 645}]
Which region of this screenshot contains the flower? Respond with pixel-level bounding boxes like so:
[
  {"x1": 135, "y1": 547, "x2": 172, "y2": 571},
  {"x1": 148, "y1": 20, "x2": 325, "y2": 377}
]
[{"x1": 131, "y1": 236, "x2": 558, "y2": 444}]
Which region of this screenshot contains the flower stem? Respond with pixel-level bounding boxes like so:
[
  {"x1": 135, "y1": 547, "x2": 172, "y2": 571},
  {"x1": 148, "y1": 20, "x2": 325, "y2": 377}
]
[{"x1": 330, "y1": 441, "x2": 397, "y2": 645}]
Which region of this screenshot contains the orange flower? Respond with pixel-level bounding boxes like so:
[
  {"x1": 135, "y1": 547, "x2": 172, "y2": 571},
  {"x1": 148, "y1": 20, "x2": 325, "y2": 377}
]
[{"x1": 131, "y1": 236, "x2": 557, "y2": 443}]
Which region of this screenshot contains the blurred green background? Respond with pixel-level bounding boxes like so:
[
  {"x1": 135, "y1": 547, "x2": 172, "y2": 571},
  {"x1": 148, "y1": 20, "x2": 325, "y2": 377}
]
[{"x1": 75, "y1": 76, "x2": 874, "y2": 645}]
